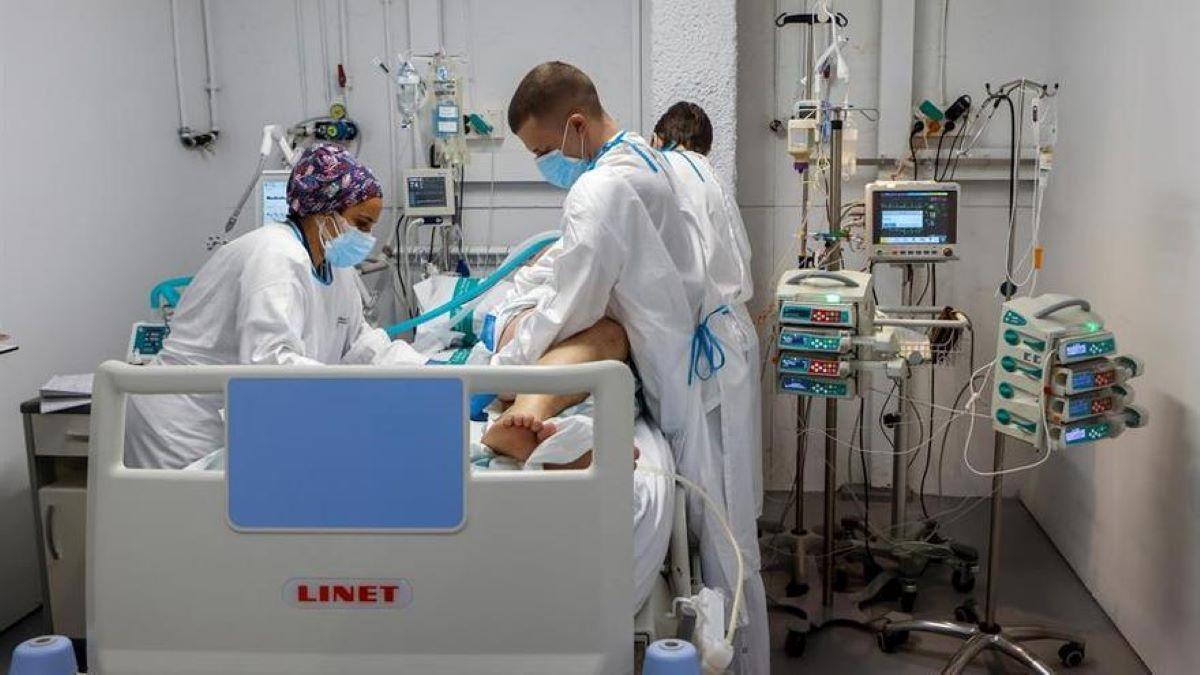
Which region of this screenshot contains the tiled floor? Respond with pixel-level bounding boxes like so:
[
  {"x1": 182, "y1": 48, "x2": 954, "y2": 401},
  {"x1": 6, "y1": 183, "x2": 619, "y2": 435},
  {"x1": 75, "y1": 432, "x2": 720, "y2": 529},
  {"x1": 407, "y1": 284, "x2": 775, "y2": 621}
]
[{"x1": 764, "y1": 493, "x2": 1148, "y2": 673}]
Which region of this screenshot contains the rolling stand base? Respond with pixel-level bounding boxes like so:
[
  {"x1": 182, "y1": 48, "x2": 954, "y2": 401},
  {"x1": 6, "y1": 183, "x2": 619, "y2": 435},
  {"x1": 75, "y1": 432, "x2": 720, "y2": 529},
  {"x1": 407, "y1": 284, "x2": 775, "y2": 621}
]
[
  {"x1": 879, "y1": 618, "x2": 1086, "y2": 674},
  {"x1": 768, "y1": 536, "x2": 902, "y2": 660}
]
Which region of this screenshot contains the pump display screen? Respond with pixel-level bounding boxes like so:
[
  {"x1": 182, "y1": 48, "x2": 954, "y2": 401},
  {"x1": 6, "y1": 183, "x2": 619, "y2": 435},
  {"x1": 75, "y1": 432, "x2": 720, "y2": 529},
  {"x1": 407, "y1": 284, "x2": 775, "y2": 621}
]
[
  {"x1": 779, "y1": 374, "x2": 850, "y2": 398},
  {"x1": 407, "y1": 176, "x2": 450, "y2": 208},
  {"x1": 1060, "y1": 335, "x2": 1116, "y2": 361},
  {"x1": 873, "y1": 190, "x2": 957, "y2": 245},
  {"x1": 1072, "y1": 368, "x2": 1115, "y2": 391},
  {"x1": 1063, "y1": 421, "x2": 1111, "y2": 446},
  {"x1": 1068, "y1": 394, "x2": 1114, "y2": 419},
  {"x1": 133, "y1": 324, "x2": 169, "y2": 355}
]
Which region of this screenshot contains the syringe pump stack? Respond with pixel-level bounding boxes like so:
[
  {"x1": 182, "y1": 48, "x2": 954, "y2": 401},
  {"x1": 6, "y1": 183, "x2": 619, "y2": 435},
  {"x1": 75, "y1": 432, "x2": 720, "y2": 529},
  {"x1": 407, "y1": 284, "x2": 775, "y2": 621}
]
[
  {"x1": 775, "y1": 270, "x2": 874, "y2": 399},
  {"x1": 991, "y1": 294, "x2": 1147, "y2": 451}
]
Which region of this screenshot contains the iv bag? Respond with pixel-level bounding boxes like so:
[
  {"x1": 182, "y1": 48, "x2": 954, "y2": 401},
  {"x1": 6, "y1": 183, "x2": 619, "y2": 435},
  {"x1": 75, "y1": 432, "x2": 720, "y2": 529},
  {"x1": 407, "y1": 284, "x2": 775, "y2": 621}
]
[{"x1": 395, "y1": 59, "x2": 425, "y2": 128}]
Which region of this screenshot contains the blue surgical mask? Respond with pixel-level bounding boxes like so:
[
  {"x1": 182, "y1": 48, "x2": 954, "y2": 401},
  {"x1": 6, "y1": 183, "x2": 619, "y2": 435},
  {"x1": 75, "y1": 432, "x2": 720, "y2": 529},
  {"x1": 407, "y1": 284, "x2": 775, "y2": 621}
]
[
  {"x1": 321, "y1": 215, "x2": 376, "y2": 268},
  {"x1": 536, "y1": 121, "x2": 589, "y2": 189}
]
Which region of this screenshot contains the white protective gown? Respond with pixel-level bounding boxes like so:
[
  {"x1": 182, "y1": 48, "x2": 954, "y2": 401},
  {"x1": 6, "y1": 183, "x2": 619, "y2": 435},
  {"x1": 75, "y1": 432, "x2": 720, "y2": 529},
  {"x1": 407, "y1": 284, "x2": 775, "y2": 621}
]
[
  {"x1": 660, "y1": 149, "x2": 763, "y2": 517},
  {"x1": 125, "y1": 221, "x2": 419, "y2": 469},
  {"x1": 490, "y1": 132, "x2": 768, "y2": 674}
]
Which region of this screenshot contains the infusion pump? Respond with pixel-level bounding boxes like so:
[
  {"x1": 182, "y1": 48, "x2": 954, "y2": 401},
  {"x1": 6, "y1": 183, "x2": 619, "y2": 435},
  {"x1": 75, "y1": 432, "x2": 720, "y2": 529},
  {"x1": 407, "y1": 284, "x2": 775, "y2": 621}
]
[
  {"x1": 866, "y1": 181, "x2": 960, "y2": 262},
  {"x1": 775, "y1": 269, "x2": 873, "y2": 399},
  {"x1": 991, "y1": 294, "x2": 1147, "y2": 451}
]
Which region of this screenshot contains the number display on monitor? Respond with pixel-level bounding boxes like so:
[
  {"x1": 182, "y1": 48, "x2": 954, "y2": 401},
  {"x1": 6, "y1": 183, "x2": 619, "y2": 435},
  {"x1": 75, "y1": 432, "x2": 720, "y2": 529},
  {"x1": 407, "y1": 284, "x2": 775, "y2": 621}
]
[
  {"x1": 872, "y1": 190, "x2": 957, "y2": 245},
  {"x1": 407, "y1": 176, "x2": 450, "y2": 208}
]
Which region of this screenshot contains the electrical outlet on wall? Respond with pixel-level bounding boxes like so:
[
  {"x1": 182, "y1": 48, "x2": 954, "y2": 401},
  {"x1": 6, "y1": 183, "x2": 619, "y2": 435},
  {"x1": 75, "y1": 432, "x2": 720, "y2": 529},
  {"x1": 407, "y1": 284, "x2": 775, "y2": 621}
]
[{"x1": 485, "y1": 106, "x2": 506, "y2": 138}]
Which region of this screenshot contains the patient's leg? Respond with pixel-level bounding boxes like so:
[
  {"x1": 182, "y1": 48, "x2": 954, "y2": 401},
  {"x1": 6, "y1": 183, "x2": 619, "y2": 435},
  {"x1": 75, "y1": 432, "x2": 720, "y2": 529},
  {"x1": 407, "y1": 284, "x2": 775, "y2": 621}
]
[{"x1": 482, "y1": 317, "x2": 630, "y2": 462}]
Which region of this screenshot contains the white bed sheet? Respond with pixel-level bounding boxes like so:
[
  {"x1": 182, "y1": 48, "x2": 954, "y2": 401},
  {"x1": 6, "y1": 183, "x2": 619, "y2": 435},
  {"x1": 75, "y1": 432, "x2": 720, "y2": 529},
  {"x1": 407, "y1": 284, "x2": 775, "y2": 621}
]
[{"x1": 470, "y1": 416, "x2": 676, "y2": 610}]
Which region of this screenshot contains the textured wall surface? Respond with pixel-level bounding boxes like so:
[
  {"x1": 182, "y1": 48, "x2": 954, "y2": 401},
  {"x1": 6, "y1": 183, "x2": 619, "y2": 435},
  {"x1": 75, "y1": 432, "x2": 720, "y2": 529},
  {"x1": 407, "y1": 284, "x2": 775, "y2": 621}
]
[{"x1": 650, "y1": 0, "x2": 738, "y2": 184}]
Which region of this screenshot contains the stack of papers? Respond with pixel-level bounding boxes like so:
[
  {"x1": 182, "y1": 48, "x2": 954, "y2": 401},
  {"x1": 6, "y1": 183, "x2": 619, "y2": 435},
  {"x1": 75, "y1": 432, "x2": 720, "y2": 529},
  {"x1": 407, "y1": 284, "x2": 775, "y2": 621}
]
[{"x1": 40, "y1": 373, "x2": 94, "y2": 413}]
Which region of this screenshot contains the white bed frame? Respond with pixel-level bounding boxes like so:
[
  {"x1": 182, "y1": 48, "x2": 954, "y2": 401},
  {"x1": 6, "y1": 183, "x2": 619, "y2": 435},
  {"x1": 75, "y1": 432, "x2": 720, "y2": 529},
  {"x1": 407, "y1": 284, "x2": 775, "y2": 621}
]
[{"x1": 86, "y1": 361, "x2": 636, "y2": 674}]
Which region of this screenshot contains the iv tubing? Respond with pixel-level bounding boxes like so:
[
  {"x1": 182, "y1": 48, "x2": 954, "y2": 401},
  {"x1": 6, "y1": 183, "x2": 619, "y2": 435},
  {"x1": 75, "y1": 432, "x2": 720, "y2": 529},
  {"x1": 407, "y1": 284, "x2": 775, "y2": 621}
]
[{"x1": 636, "y1": 463, "x2": 745, "y2": 650}]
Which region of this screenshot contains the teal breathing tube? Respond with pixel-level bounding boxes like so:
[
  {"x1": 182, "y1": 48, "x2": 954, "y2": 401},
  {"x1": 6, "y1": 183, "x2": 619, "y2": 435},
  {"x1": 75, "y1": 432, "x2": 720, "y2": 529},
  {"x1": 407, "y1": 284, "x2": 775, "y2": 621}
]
[{"x1": 385, "y1": 231, "x2": 560, "y2": 338}]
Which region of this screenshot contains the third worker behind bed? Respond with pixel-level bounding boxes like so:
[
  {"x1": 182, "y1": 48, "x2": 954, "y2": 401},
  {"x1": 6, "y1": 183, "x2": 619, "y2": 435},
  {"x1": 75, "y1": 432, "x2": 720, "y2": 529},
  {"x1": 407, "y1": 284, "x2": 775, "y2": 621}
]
[{"x1": 651, "y1": 101, "x2": 764, "y2": 519}]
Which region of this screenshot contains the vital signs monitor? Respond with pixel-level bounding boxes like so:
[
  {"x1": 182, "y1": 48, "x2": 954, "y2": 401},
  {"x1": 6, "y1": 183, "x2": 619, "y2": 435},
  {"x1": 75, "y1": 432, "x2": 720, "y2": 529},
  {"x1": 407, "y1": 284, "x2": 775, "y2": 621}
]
[
  {"x1": 258, "y1": 170, "x2": 291, "y2": 227},
  {"x1": 867, "y1": 181, "x2": 960, "y2": 262},
  {"x1": 401, "y1": 168, "x2": 456, "y2": 217}
]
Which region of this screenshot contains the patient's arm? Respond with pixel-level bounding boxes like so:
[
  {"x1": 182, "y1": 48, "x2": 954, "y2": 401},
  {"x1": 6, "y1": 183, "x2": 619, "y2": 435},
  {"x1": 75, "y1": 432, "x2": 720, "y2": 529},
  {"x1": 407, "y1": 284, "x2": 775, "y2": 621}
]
[{"x1": 481, "y1": 316, "x2": 630, "y2": 462}]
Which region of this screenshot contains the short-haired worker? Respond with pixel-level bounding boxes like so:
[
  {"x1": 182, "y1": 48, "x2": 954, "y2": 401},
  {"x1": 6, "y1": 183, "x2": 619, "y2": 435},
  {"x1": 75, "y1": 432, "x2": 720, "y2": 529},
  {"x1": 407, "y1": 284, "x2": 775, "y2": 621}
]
[
  {"x1": 482, "y1": 63, "x2": 768, "y2": 673},
  {"x1": 653, "y1": 102, "x2": 763, "y2": 518}
]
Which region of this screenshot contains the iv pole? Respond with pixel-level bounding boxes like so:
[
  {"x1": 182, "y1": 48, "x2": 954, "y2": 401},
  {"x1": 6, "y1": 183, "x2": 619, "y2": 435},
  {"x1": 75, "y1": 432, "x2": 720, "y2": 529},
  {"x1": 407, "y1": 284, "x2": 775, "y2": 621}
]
[{"x1": 877, "y1": 79, "x2": 1086, "y2": 674}]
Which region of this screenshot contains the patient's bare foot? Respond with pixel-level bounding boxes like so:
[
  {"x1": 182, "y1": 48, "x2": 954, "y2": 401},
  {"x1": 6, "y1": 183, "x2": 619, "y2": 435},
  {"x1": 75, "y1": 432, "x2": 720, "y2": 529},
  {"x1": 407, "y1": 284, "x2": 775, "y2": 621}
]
[
  {"x1": 535, "y1": 423, "x2": 560, "y2": 444},
  {"x1": 482, "y1": 412, "x2": 548, "y2": 462}
]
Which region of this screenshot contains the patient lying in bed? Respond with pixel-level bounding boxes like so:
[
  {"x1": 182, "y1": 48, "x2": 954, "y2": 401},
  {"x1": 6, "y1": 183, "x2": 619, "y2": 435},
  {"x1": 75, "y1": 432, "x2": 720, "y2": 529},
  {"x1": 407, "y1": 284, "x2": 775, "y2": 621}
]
[
  {"x1": 186, "y1": 318, "x2": 675, "y2": 610},
  {"x1": 409, "y1": 272, "x2": 675, "y2": 607}
]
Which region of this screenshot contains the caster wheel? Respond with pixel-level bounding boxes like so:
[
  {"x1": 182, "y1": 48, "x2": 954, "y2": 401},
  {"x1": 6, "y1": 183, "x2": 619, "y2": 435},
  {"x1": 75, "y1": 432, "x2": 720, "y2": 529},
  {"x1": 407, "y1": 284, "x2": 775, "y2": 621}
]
[
  {"x1": 876, "y1": 629, "x2": 909, "y2": 654},
  {"x1": 954, "y1": 602, "x2": 979, "y2": 624},
  {"x1": 832, "y1": 568, "x2": 849, "y2": 593},
  {"x1": 785, "y1": 581, "x2": 809, "y2": 598},
  {"x1": 1059, "y1": 642, "x2": 1085, "y2": 668},
  {"x1": 952, "y1": 568, "x2": 976, "y2": 592},
  {"x1": 899, "y1": 588, "x2": 917, "y2": 613},
  {"x1": 784, "y1": 629, "x2": 807, "y2": 658}
]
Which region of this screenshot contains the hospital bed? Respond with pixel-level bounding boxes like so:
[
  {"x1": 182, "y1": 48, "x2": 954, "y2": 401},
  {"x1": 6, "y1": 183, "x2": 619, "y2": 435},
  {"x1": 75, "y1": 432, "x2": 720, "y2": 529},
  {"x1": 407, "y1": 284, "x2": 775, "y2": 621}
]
[{"x1": 85, "y1": 360, "x2": 698, "y2": 674}]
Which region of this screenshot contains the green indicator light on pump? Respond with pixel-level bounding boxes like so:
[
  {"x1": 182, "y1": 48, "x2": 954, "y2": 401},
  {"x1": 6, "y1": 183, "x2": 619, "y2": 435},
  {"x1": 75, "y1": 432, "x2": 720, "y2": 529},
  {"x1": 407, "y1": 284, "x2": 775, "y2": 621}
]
[
  {"x1": 825, "y1": 293, "x2": 841, "y2": 303},
  {"x1": 1084, "y1": 321, "x2": 1101, "y2": 333}
]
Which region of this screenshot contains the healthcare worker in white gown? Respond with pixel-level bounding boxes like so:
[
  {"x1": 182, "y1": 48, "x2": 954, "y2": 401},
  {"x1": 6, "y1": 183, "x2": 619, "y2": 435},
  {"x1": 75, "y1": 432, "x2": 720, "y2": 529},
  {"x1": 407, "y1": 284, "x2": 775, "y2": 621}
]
[
  {"x1": 491, "y1": 62, "x2": 768, "y2": 673},
  {"x1": 125, "y1": 144, "x2": 418, "y2": 469},
  {"x1": 652, "y1": 102, "x2": 764, "y2": 519}
]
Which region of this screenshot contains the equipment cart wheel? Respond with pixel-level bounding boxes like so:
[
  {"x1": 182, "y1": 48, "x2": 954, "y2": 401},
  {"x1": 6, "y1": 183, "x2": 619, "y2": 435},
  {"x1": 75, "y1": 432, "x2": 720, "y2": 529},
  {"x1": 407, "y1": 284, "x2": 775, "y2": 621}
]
[
  {"x1": 953, "y1": 599, "x2": 979, "y2": 624},
  {"x1": 1059, "y1": 642, "x2": 1085, "y2": 668},
  {"x1": 877, "y1": 628, "x2": 910, "y2": 654},
  {"x1": 951, "y1": 568, "x2": 976, "y2": 593},
  {"x1": 784, "y1": 629, "x2": 807, "y2": 658}
]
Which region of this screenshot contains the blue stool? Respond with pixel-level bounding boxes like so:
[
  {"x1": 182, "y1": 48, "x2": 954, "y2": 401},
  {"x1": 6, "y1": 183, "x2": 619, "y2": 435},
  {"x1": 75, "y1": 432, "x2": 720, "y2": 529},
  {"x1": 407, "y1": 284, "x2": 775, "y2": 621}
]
[
  {"x1": 644, "y1": 638, "x2": 699, "y2": 675},
  {"x1": 9, "y1": 635, "x2": 78, "y2": 675}
]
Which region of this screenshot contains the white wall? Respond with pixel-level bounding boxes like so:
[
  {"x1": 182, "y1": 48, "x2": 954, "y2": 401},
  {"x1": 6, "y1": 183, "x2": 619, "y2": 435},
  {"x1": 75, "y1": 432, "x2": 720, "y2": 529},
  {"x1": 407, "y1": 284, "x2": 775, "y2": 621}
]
[
  {"x1": 0, "y1": 0, "x2": 217, "y2": 629},
  {"x1": 1019, "y1": 1, "x2": 1200, "y2": 672},
  {"x1": 737, "y1": 0, "x2": 1055, "y2": 498},
  {"x1": 649, "y1": 0, "x2": 738, "y2": 181},
  {"x1": 0, "y1": 0, "x2": 731, "y2": 629}
]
